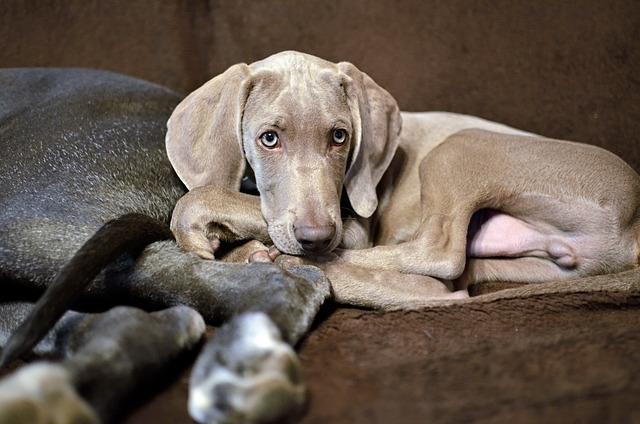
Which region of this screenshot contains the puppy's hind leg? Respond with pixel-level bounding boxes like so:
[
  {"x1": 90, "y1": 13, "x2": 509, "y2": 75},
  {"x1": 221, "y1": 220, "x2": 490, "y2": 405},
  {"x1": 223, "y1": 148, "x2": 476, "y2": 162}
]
[{"x1": 339, "y1": 137, "x2": 483, "y2": 280}]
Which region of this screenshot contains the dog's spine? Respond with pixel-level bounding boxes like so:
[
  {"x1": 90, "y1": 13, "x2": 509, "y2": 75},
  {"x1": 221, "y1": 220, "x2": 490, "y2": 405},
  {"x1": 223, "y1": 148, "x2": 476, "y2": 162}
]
[{"x1": 0, "y1": 213, "x2": 173, "y2": 367}]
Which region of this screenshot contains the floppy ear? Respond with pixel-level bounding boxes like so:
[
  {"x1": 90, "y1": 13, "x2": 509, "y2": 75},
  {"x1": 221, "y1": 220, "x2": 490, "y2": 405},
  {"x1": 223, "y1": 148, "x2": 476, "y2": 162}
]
[
  {"x1": 338, "y1": 62, "x2": 402, "y2": 218},
  {"x1": 166, "y1": 63, "x2": 252, "y2": 190}
]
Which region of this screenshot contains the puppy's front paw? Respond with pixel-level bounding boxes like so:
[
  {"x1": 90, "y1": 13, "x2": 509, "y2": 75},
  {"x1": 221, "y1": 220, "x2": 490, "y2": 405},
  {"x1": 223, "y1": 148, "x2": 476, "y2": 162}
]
[
  {"x1": 170, "y1": 186, "x2": 271, "y2": 261},
  {"x1": 189, "y1": 312, "x2": 305, "y2": 424},
  {"x1": 0, "y1": 363, "x2": 98, "y2": 424},
  {"x1": 172, "y1": 224, "x2": 219, "y2": 260},
  {"x1": 219, "y1": 240, "x2": 270, "y2": 263}
]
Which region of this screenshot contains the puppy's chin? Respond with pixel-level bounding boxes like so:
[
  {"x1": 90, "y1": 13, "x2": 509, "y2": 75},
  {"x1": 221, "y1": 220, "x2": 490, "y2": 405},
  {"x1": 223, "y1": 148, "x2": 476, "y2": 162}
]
[
  {"x1": 298, "y1": 239, "x2": 341, "y2": 256},
  {"x1": 273, "y1": 240, "x2": 306, "y2": 256},
  {"x1": 267, "y1": 222, "x2": 303, "y2": 256}
]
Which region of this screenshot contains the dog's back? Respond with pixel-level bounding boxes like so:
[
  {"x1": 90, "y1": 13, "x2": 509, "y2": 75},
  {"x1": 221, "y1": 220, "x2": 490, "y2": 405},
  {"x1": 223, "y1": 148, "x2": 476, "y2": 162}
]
[{"x1": 0, "y1": 68, "x2": 185, "y2": 291}]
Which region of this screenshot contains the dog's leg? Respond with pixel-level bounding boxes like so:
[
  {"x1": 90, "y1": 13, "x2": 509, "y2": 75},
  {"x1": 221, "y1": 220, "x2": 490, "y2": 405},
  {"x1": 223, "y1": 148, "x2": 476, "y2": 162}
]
[
  {"x1": 189, "y1": 312, "x2": 305, "y2": 424},
  {"x1": 455, "y1": 257, "x2": 577, "y2": 287},
  {"x1": 218, "y1": 240, "x2": 272, "y2": 263},
  {"x1": 319, "y1": 261, "x2": 469, "y2": 309},
  {"x1": 2, "y1": 241, "x2": 328, "y2": 365},
  {"x1": 271, "y1": 254, "x2": 466, "y2": 309},
  {"x1": 0, "y1": 304, "x2": 205, "y2": 423},
  {"x1": 1, "y1": 209, "x2": 329, "y2": 366},
  {"x1": 335, "y1": 142, "x2": 480, "y2": 280},
  {"x1": 105, "y1": 241, "x2": 329, "y2": 343},
  {"x1": 0, "y1": 362, "x2": 98, "y2": 424},
  {"x1": 170, "y1": 186, "x2": 269, "y2": 260},
  {"x1": 336, "y1": 133, "x2": 506, "y2": 279},
  {"x1": 60, "y1": 306, "x2": 205, "y2": 422}
]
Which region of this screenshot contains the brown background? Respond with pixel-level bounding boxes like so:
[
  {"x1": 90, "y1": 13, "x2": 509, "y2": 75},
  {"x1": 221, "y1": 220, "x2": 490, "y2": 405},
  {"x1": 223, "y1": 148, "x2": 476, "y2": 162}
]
[
  {"x1": 2, "y1": 1, "x2": 640, "y2": 423},
  {"x1": 2, "y1": 0, "x2": 639, "y2": 170}
]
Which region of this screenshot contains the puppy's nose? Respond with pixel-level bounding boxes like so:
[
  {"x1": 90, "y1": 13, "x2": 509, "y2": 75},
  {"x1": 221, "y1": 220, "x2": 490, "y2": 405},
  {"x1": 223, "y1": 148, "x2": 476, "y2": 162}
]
[{"x1": 293, "y1": 223, "x2": 336, "y2": 253}]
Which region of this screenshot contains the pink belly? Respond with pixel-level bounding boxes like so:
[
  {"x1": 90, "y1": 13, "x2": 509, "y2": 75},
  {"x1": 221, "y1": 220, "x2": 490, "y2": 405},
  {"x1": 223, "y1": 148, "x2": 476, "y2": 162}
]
[{"x1": 466, "y1": 209, "x2": 577, "y2": 268}]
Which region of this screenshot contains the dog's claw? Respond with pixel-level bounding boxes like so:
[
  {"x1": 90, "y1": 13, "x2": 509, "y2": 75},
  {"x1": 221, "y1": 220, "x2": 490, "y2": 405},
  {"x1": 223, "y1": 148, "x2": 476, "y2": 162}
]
[{"x1": 189, "y1": 312, "x2": 306, "y2": 424}]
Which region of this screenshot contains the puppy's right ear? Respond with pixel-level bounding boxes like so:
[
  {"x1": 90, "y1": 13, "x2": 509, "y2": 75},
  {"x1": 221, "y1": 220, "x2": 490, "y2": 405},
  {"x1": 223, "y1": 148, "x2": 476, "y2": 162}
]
[{"x1": 166, "y1": 64, "x2": 252, "y2": 190}]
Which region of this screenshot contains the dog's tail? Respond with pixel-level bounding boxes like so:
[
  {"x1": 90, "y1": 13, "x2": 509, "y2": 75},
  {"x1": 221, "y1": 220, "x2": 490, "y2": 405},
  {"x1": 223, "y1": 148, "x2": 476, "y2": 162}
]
[{"x1": 0, "y1": 213, "x2": 173, "y2": 367}]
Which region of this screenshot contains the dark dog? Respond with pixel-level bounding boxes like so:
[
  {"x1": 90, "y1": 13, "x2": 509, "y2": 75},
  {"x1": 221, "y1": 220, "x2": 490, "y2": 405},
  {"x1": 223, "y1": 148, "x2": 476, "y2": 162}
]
[{"x1": 0, "y1": 68, "x2": 329, "y2": 423}]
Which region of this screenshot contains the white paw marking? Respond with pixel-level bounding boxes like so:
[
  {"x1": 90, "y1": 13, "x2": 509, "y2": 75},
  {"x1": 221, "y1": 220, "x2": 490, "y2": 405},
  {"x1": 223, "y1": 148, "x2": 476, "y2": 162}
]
[
  {"x1": 189, "y1": 312, "x2": 305, "y2": 424},
  {"x1": 0, "y1": 362, "x2": 98, "y2": 424}
]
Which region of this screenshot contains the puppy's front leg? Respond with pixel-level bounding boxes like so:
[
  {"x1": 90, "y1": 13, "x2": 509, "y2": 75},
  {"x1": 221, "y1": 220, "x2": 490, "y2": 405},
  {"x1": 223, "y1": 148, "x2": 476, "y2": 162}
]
[
  {"x1": 273, "y1": 254, "x2": 468, "y2": 310},
  {"x1": 327, "y1": 263, "x2": 469, "y2": 309},
  {"x1": 171, "y1": 185, "x2": 270, "y2": 259}
]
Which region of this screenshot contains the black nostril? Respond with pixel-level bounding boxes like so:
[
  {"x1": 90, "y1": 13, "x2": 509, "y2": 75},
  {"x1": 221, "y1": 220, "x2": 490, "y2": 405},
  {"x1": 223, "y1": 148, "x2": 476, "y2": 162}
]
[{"x1": 294, "y1": 225, "x2": 336, "y2": 253}]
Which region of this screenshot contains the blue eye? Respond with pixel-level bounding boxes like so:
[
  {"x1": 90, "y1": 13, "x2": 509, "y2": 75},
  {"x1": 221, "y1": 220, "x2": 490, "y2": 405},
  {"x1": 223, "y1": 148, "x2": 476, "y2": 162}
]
[
  {"x1": 259, "y1": 132, "x2": 279, "y2": 148},
  {"x1": 332, "y1": 129, "x2": 348, "y2": 145}
]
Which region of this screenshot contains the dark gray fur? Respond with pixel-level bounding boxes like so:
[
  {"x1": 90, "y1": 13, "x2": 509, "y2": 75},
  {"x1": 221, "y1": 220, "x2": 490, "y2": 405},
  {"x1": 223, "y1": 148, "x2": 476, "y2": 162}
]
[
  {"x1": 0, "y1": 69, "x2": 329, "y2": 421},
  {"x1": 0, "y1": 302, "x2": 205, "y2": 423},
  {"x1": 0, "y1": 68, "x2": 328, "y2": 343}
]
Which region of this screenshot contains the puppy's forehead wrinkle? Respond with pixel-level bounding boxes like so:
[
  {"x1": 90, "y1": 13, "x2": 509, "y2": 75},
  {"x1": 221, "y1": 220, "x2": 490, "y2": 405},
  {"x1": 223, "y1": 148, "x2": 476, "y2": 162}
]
[
  {"x1": 252, "y1": 51, "x2": 337, "y2": 79},
  {"x1": 283, "y1": 83, "x2": 351, "y2": 130},
  {"x1": 248, "y1": 89, "x2": 350, "y2": 137},
  {"x1": 251, "y1": 55, "x2": 344, "y2": 107},
  {"x1": 244, "y1": 56, "x2": 352, "y2": 160}
]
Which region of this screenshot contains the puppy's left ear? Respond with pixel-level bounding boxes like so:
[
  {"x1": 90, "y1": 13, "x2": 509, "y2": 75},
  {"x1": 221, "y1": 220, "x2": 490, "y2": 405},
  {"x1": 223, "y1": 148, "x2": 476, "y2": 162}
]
[{"x1": 338, "y1": 63, "x2": 402, "y2": 218}]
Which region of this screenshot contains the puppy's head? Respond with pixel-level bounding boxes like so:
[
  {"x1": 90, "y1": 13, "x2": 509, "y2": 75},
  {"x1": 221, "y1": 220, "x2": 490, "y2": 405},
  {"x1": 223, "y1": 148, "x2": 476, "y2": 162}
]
[{"x1": 166, "y1": 51, "x2": 401, "y2": 255}]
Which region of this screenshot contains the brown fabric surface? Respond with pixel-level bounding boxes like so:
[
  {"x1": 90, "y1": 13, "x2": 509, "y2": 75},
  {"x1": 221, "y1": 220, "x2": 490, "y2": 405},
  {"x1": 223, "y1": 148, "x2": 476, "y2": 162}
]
[{"x1": 299, "y1": 296, "x2": 640, "y2": 423}]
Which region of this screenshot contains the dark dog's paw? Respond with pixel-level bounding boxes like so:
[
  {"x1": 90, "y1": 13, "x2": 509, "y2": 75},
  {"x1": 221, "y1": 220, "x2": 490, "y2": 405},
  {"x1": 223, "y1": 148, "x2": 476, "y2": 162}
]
[
  {"x1": 0, "y1": 362, "x2": 98, "y2": 424},
  {"x1": 189, "y1": 312, "x2": 305, "y2": 424}
]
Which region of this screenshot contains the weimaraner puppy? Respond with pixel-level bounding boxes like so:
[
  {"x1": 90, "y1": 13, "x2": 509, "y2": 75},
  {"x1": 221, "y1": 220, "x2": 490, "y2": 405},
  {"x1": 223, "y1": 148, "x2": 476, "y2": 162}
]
[{"x1": 169, "y1": 51, "x2": 640, "y2": 308}]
